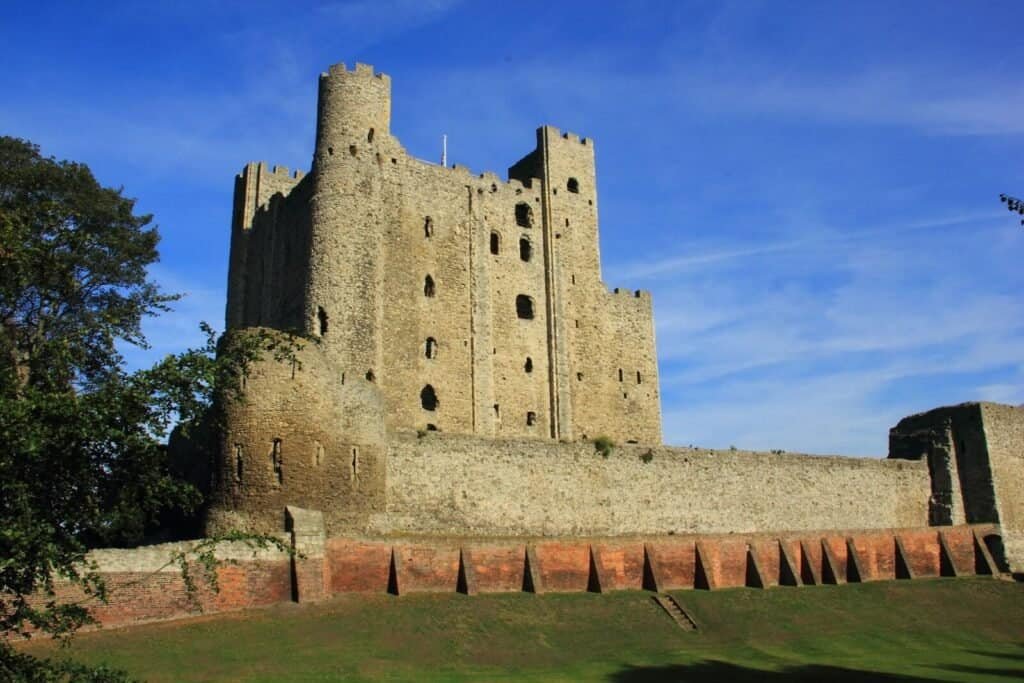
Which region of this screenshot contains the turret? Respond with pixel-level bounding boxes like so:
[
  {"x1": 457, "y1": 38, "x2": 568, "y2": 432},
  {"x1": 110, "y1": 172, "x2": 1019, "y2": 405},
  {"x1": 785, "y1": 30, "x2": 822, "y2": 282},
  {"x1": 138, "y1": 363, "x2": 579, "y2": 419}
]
[
  {"x1": 303, "y1": 62, "x2": 396, "y2": 432},
  {"x1": 314, "y1": 62, "x2": 392, "y2": 165}
]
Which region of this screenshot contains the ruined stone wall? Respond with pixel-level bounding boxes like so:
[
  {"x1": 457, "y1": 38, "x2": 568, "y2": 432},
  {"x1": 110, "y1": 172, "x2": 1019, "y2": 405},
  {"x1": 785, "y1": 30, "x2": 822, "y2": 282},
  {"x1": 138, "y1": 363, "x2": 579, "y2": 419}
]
[
  {"x1": 979, "y1": 403, "x2": 1024, "y2": 573},
  {"x1": 889, "y1": 401, "x2": 1024, "y2": 573},
  {"x1": 372, "y1": 433, "x2": 930, "y2": 538},
  {"x1": 226, "y1": 162, "x2": 309, "y2": 330}
]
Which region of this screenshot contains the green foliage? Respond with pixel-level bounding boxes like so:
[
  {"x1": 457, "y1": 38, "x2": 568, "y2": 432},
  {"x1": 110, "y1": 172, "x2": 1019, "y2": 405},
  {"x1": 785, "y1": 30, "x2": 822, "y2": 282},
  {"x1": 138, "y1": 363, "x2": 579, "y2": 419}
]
[
  {"x1": 0, "y1": 642, "x2": 135, "y2": 682},
  {"x1": 593, "y1": 436, "x2": 614, "y2": 458},
  {"x1": 0, "y1": 138, "x2": 303, "y2": 675}
]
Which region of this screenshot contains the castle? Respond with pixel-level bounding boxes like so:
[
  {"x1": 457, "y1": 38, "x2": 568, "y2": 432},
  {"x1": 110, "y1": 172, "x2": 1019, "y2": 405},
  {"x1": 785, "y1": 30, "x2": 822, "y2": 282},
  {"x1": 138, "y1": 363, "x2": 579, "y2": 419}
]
[{"x1": 118, "y1": 61, "x2": 1019, "y2": 619}]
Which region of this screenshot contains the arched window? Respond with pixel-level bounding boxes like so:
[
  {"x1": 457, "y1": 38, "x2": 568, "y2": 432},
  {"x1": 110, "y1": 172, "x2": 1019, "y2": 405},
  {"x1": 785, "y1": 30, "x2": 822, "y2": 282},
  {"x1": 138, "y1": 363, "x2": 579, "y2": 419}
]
[
  {"x1": 618, "y1": 368, "x2": 624, "y2": 382},
  {"x1": 424, "y1": 216, "x2": 434, "y2": 238},
  {"x1": 317, "y1": 307, "x2": 329, "y2": 336},
  {"x1": 519, "y1": 237, "x2": 532, "y2": 262},
  {"x1": 515, "y1": 202, "x2": 533, "y2": 228},
  {"x1": 636, "y1": 371, "x2": 642, "y2": 384},
  {"x1": 524, "y1": 357, "x2": 533, "y2": 373},
  {"x1": 526, "y1": 411, "x2": 537, "y2": 426},
  {"x1": 234, "y1": 445, "x2": 244, "y2": 483},
  {"x1": 367, "y1": 128, "x2": 375, "y2": 143},
  {"x1": 421, "y1": 384, "x2": 439, "y2": 411},
  {"x1": 490, "y1": 232, "x2": 500, "y2": 255},
  {"x1": 425, "y1": 337, "x2": 438, "y2": 359},
  {"x1": 567, "y1": 177, "x2": 580, "y2": 193},
  {"x1": 516, "y1": 295, "x2": 534, "y2": 320},
  {"x1": 424, "y1": 275, "x2": 436, "y2": 297}
]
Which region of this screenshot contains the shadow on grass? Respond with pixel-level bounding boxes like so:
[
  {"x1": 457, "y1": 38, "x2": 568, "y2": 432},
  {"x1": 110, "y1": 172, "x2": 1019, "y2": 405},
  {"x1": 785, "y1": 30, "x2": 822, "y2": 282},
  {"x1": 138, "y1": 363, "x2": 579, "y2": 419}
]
[{"x1": 609, "y1": 660, "x2": 936, "y2": 682}]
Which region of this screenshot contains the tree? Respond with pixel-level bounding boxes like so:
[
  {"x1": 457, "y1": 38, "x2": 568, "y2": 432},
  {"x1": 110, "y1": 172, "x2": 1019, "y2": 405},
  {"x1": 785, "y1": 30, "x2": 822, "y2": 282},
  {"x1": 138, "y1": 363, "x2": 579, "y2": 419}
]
[
  {"x1": 999, "y1": 193, "x2": 1024, "y2": 226},
  {"x1": 0, "y1": 137, "x2": 295, "y2": 678}
]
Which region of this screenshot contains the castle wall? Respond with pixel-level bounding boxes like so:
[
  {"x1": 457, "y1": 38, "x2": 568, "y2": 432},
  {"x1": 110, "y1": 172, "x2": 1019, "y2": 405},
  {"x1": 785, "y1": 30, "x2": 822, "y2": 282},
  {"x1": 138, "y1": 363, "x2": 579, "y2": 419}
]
[
  {"x1": 39, "y1": 524, "x2": 997, "y2": 634},
  {"x1": 372, "y1": 433, "x2": 930, "y2": 538},
  {"x1": 979, "y1": 403, "x2": 1024, "y2": 573},
  {"x1": 889, "y1": 401, "x2": 1024, "y2": 573}
]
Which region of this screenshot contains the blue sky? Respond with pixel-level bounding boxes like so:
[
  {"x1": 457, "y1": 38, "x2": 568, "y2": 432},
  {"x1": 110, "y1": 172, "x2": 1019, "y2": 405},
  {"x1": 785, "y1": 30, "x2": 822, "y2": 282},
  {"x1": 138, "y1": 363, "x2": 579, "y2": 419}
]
[{"x1": 3, "y1": 1, "x2": 1022, "y2": 456}]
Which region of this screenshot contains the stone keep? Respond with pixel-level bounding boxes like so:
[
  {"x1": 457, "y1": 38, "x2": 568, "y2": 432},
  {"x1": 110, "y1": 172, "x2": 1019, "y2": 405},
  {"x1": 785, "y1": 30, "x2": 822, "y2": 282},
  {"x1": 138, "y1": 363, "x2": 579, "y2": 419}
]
[
  {"x1": 225, "y1": 62, "x2": 659, "y2": 443},
  {"x1": 208, "y1": 62, "x2": 660, "y2": 533}
]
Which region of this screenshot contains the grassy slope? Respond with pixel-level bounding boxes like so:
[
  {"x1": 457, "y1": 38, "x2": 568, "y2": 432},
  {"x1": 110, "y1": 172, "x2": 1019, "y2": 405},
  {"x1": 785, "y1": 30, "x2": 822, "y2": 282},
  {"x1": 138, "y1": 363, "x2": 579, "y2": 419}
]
[{"x1": 22, "y1": 579, "x2": 1024, "y2": 682}]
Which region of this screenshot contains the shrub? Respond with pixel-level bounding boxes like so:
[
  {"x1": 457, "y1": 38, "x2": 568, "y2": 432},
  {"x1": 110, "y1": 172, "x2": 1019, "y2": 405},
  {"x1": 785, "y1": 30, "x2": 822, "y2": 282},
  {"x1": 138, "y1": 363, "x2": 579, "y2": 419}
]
[{"x1": 593, "y1": 435, "x2": 614, "y2": 458}]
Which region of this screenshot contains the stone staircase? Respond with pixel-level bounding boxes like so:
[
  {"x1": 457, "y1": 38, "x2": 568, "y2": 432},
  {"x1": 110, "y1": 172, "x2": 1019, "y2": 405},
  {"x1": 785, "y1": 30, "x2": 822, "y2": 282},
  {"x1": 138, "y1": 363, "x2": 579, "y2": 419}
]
[{"x1": 652, "y1": 594, "x2": 698, "y2": 631}]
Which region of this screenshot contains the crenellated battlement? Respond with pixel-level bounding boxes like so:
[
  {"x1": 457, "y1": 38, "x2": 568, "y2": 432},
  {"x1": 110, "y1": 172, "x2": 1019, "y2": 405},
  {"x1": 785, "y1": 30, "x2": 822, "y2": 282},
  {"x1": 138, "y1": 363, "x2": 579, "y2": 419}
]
[
  {"x1": 539, "y1": 125, "x2": 592, "y2": 147},
  {"x1": 437, "y1": 161, "x2": 540, "y2": 195},
  {"x1": 610, "y1": 287, "x2": 652, "y2": 300},
  {"x1": 323, "y1": 61, "x2": 390, "y2": 83}
]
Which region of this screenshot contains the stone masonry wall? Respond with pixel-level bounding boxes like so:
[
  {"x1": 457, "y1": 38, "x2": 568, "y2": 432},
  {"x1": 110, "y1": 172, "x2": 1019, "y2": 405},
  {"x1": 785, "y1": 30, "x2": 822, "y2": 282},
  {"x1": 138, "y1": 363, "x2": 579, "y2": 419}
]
[
  {"x1": 979, "y1": 403, "x2": 1024, "y2": 573},
  {"x1": 371, "y1": 432, "x2": 930, "y2": 538},
  {"x1": 890, "y1": 401, "x2": 1024, "y2": 573}
]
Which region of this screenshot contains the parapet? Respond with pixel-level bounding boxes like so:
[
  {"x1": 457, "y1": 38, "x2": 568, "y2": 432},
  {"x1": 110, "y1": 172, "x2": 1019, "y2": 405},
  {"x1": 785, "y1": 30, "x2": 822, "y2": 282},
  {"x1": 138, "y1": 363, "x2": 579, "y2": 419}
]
[
  {"x1": 540, "y1": 125, "x2": 593, "y2": 147},
  {"x1": 322, "y1": 61, "x2": 391, "y2": 84},
  {"x1": 610, "y1": 287, "x2": 652, "y2": 300}
]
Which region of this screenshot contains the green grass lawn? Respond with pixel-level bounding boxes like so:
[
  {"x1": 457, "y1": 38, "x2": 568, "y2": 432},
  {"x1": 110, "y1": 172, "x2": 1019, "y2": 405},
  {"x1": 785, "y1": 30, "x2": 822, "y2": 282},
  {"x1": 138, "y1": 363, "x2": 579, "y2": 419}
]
[{"x1": 21, "y1": 579, "x2": 1024, "y2": 681}]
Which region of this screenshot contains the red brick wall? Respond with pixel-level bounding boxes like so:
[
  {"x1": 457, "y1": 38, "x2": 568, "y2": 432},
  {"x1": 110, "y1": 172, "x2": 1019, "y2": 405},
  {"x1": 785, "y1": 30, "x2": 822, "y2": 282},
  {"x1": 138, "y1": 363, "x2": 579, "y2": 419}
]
[
  {"x1": 49, "y1": 558, "x2": 291, "y2": 631},
  {"x1": 899, "y1": 530, "x2": 941, "y2": 577},
  {"x1": 468, "y1": 545, "x2": 525, "y2": 592},
  {"x1": 325, "y1": 539, "x2": 390, "y2": 592},
  {"x1": 594, "y1": 542, "x2": 644, "y2": 590},
  {"x1": 47, "y1": 525, "x2": 998, "y2": 634},
  {"x1": 534, "y1": 542, "x2": 590, "y2": 591},
  {"x1": 647, "y1": 539, "x2": 696, "y2": 589}
]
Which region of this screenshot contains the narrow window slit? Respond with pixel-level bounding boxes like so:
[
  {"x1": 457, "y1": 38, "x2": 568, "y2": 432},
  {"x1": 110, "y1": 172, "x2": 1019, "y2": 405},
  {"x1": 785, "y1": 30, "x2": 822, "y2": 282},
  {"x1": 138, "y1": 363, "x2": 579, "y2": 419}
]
[
  {"x1": 317, "y1": 306, "x2": 329, "y2": 336},
  {"x1": 519, "y1": 237, "x2": 532, "y2": 262},
  {"x1": 271, "y1": 439, "x2": 283, "y2": 485}
]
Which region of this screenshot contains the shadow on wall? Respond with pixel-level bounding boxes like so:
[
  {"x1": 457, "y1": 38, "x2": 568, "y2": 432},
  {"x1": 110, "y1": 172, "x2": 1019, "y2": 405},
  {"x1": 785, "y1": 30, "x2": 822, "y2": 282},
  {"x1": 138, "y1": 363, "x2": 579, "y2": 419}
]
[{"x1": 608, "y1": 658, "x2": 1020, "y2": 682}]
